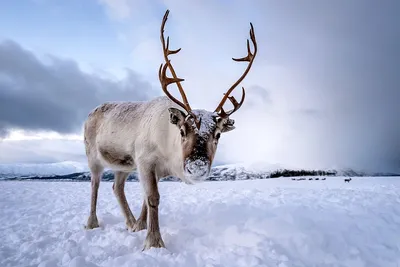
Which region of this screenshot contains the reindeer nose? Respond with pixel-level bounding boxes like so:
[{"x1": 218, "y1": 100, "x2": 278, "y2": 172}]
[{"x1": 186, "y1": 159, "x2": 209, "y2": 178}]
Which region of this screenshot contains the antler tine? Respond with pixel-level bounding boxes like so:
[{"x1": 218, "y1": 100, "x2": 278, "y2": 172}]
[
  {"x1": 158, "y1": 61, "x2": 187, "y2": 111},
  {"x1": 215, "y1": 22, "x2": 257, "y2": 118},
  {"x1": 160, "y1": 9, "x2": 193, "y2": 113},
  {"x1": 218, "y1": 87, "x2": 246, "y2": 118}
]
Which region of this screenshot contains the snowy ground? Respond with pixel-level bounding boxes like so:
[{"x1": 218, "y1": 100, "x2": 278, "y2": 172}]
[{"x1": 1, "y1": 177, "x2": 400, "y2": 267}]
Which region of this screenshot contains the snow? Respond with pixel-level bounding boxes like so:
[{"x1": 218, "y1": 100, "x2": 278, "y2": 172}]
[
  {"x1": 190, "y1": 109, "x2": 217, "y2": 137},
  {"x1": 1, "y1": 177, "x2": 400, "y2": 267}
]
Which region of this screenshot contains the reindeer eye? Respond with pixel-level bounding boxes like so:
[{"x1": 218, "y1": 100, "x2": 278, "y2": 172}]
[
  {"x1": 215, "y1": 132, "x2": 221, "y2": 140},
  {"x1": 180, "y1": 129, "x2": 185, "y2": 137}
]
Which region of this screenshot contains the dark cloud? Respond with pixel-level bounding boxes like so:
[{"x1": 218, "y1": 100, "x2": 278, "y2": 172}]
[
  {"x1": 0, "y1": 40, "x2": 157, "y2": 137},
  {"x1": 201, "y1": 0, "x2": 400, "y2": 173},
  {"x1": 259, "y1": 1, "x2": 400, "y2": 173},
  {"x1": 0, "y1": 128, "x2": 8, "y2": 138}
]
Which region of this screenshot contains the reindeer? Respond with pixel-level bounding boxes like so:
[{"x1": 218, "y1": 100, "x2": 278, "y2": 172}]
[
  {"x1": 344, "y1": 177, "x2": 352, "y2": 183},
  {"x1": 83, "y1": 10, "x2": 257, "y2": 250}
]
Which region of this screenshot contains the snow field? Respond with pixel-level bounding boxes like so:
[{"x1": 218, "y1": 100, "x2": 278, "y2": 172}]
[{"x1": 1, "y1": 177, "x2": 400, "y2": 267}]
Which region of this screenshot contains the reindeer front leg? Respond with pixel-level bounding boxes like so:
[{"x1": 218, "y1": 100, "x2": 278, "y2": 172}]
[
  {"x1": 139, "y1": 166, "x2": 165, "y2": 250},
  {"x1": 133, "y1": 170, "x2": 165, "y2": 232}
]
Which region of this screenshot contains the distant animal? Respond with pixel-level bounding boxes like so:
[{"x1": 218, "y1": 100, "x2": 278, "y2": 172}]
[
  {"x1": 344, "y1": 178, "x2": 352, "y2": 183},
  {"x1": 291, "y1": 178, "x2": 296, "y2": 180},
  {"x1": 309, "y1": 178, "x2": 313, "y2": 180},
  {"x1": 315, "y1": 177, "x2": 319, "y2": 180},
  {"x1": 321, "y1": 177, "x2": 326, "y2": 180},
  {"x1": 83, "y1": 9, "x2": 258, "y2": 250}
]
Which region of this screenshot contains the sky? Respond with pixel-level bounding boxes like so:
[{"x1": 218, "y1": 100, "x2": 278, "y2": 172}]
[{"x1": 0, "y1": 0, "x2": 399, "y2": 173}]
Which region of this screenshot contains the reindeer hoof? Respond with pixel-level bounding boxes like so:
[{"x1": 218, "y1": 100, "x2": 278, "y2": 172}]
[
  {"x1": 143, "y1": 231, "x2": 165, "y2": 250},
  {"x1": 125, "y1": 218, "x2": 137, "y2": 232},
  {"x1": 85, "y1": 216, "x2": 99, "y2": 229},
  {"x1": 132, "y1": 219, "x2": 147, "y2": 232}
]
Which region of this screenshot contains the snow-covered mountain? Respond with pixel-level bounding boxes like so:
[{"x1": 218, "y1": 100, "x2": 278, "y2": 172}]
[
  {"x1": 1, "y1": 161, "x2": 398, "y2": 181},
  {"x1": 0, "y1": 161, "x2": 89, "y2": 178}
]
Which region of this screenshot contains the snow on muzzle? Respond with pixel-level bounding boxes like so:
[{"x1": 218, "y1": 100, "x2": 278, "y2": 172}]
[{"x1": 184, "y1": 159, "x2": 210, "y2": 181}]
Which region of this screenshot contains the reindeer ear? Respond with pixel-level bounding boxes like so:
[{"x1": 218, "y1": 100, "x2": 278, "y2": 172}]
[
  {"x1": 168, "y1": 108, "x2": 186, "y2": 125},
  {"x1": 222, "y1": 118, "x2": 235, "y2": 132},
  {"x1": 217, "y1": 117, "x2": 235, "y2": 133}
]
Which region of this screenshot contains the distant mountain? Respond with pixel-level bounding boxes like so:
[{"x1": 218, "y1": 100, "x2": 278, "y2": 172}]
[
  {"x1": 0, "y1": 161, "x2": 89, "y2": 178},
  {"x1": 1, "y1": 161, "x2": 398, "y2": 181}
]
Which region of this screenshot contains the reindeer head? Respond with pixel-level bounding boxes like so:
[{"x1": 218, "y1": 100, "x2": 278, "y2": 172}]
[{"x1": 158, "y1": 10, "x2": 257, "y2": 182}]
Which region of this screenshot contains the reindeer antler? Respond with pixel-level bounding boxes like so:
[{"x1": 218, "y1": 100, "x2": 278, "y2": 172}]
[
  {"x1": 214, "y1": 23, "x2": 257, "y2": 118},
  {"x1": 159, "y1": 10, "x2": 200, "y2": 128}
]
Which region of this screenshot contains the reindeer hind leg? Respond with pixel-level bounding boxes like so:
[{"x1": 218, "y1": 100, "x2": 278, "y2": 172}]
[
  {"x1": 132, "y1": 199, "x2": 147, "y2": 232},
  {"x1": 86, "y1": 163, "x2": 104, "y2": 229}
]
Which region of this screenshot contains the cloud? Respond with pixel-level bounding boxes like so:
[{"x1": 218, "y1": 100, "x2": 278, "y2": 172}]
[
  {"x1": 0, "y1": 40, "x2": 157, "y2": 137},
  {"x1": 98, "y1": 0, "x2": 132, "y2": 20},
  {"x1": 111, "y1": 0, "x2": 399, "y2": 173},
  {"x1": 0, "y1": 139, "x2": 86, "y2": 164},
  {"x1": 97, "y1": 0, "x2": 152, "y2": 21},
  {"x1": 1, "y1": 1, "x2": 399, "y2": 173}
]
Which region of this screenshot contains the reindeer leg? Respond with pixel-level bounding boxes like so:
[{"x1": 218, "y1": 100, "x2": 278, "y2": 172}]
[
  {"x1": 86, "y1": 167, "x2": 103, "y2": 229},
  {"x1": 113, "y1": 171, "x2": 136, "y2": 231},
  {"x1": 133, "y1": 168, "x2": 165, "y2": 232},
  {"x1": 132, "y1": 199, "x2": 147, "y2": 232},
  {"x1": 139, "y1": 166, "x2": 165, "y2": 250}
]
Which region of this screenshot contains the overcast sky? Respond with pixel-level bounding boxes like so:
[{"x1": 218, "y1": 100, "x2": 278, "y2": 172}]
[{"x1": 0, "y1": 0, "x2": 399, "y2": 173}]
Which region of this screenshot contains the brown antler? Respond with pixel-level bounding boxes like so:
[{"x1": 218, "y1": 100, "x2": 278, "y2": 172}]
[
  {"x1": 214, "y1": 22, "x2": 257, "y2": 118},
  {"x1": 159, "y1": 10, "x2": 200, "y2": 128}
]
